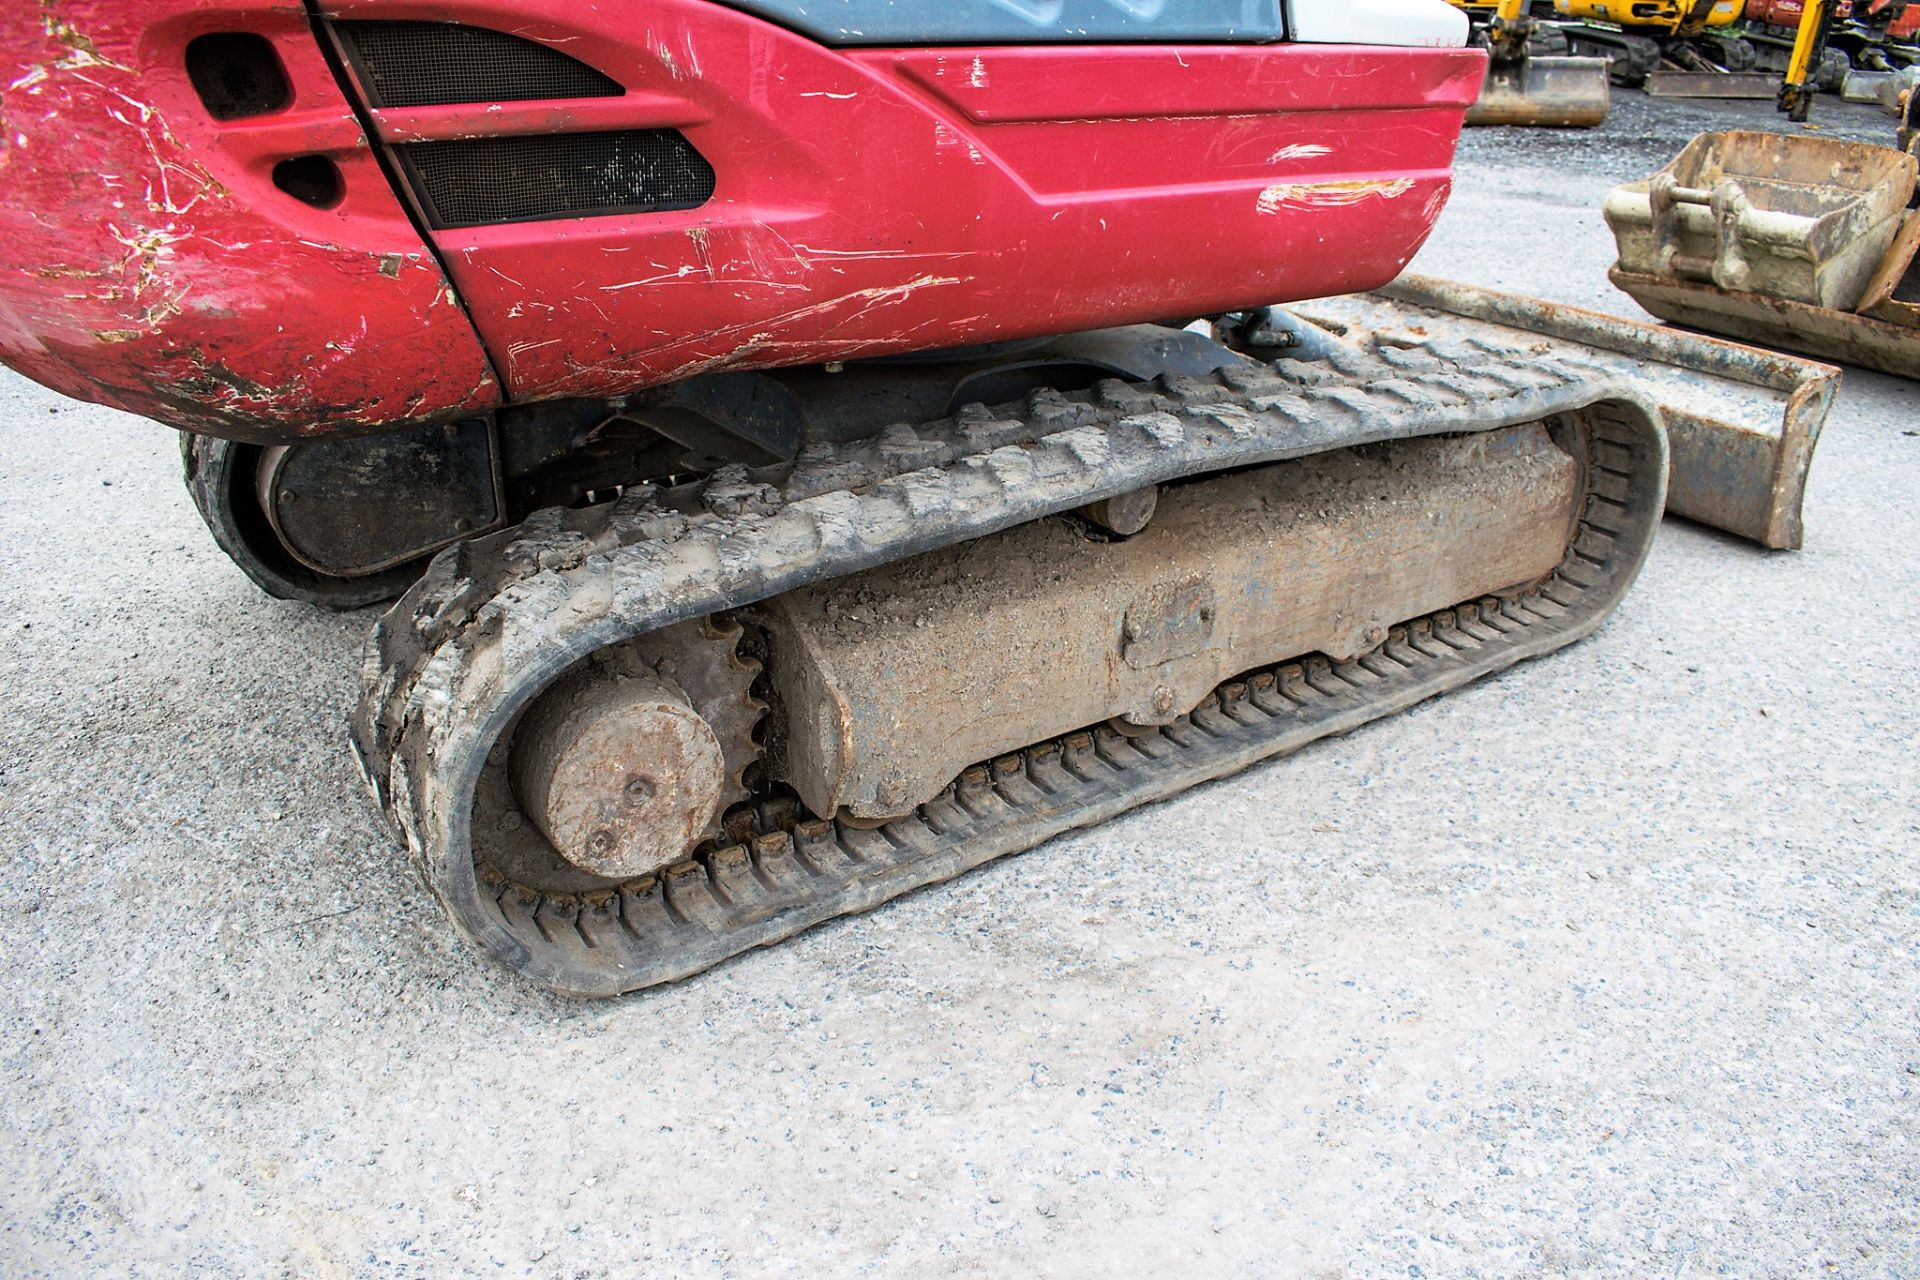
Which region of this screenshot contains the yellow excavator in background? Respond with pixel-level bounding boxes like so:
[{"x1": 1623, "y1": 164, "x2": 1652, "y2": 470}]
[
  {"x1": 1775, "y1": 0, "x2": 1917, "y2": 124},
  {"x1": 1553, "y1": 1, "x2": 1780, "y2": 94},
  {"x1": 1747, "y1": 1, "x2": 1917, "y2": 84},
  {"x1": 1446, "y1": 0, "x2": 1614, "y2": 124},
  {"x1": 1778, "y1": 0, "x2": 1843, "y2": 116},
  {"x1": 1467, "y1": 1, "x2": 1915, "y2": 105}
]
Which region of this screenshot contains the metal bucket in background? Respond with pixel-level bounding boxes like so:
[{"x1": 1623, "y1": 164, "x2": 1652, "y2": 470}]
[
  {"x1": 1605, "y1": 130, "x2": 1920, "y2": 379},
  {"x1": 1466, "y1": 54, "x2": 1614, "y2": 127}
]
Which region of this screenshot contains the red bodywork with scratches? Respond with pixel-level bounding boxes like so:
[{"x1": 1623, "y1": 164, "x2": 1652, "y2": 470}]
[
  {"x1": 0, "y1": 0, "x2": 1486, "y2": 444},
  {"x1": 0, "y1": 2, "x2": 501, "y2": 440}
]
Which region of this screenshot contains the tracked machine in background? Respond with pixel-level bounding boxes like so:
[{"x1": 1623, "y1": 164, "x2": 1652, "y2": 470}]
[
  {"x1": 0, "y1": 0, "x2": 1695, "y2": 995},
  {"x1": 1742, "y1": 0, "x2": 1917, "y2": 85},
  {"x1": 1552, "y1": 0, "x2": 1768, "y2": 92},
  {"x1": 1737, "y1": 1, "x2": 1920, "y2": 118},
  {"x1": 1550, "y1": 0, "x2": 1917, "y2": 97},
  {"x1": 1770, "y1": 0, "x2": 1854, "y2": 116},
  {"x1": 1460, "y1": 1, "x2": 1915, "y2": 106}
]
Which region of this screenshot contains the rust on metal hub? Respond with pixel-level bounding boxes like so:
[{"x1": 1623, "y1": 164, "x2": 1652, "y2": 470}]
[
  {"x1": 1076, "y1": 485, "x2": 1159, "y2": 537},
  {"x1": 509, "y1": 671, "x2": 727, "y2": 879}
]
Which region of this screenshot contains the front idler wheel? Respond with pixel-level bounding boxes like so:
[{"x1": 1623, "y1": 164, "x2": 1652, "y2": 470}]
[{"x1": 180, "y1": 433, "x2": 435, "y2": 610}]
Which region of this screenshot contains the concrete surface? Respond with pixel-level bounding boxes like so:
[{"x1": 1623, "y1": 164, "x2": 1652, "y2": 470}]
[{"x1": 3, "y1": 93, "x2": 1918, "y2": 1279}]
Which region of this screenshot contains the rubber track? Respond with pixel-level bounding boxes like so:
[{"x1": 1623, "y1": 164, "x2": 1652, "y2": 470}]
[
  {"x1": 353, "y1": 335, "x2": 1668, "y2": 996},
  {"x1": 181, "y1": 434, "x2": 417, "y2": 609}
]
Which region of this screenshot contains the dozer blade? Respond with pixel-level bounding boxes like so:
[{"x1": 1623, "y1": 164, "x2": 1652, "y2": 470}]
[
  {"x1": 1643, "y1": 69, "x2": 1782, "y2": 98},
  {"x1": 1840, "y1": 69, "x2": 1896, "y2": 105},
  {"x1": 1466, "y1": 56, "x2": 1613, "y2": 127},
  {"x1": 1291, "y1": 274, "x2": 1838, "y2": 551}
]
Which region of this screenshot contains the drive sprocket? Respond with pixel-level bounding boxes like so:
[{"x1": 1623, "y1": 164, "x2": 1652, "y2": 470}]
[{"x1": 469, "y1": 614, "x2": 764, "y2": 896}]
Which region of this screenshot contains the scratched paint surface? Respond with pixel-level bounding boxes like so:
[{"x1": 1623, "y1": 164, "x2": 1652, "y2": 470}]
[
  {"x1": 0, "y1": 0, "x2": 1481, "y2": 438},
  {"x1": 0, "y1": 1, "x2": 497, "y2": 441},
  {"x1": 348, "y1": 0, "x2": 1484, "y2": 402},
  {"x1": 1255, "y1": 178, "x2": 1420, "y2": 214}
]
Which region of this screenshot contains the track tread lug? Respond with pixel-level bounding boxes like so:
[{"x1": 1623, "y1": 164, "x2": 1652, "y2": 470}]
[
  {"x1": 1023, "y1": 742, "x2": 1072, "y2": 795},
  {"x1": 1189, "y1": 699, "x2": 1239, "y2": 737},
  {"x1": 661, "y1": 861, "x2": 730, "y2": 929},
  {"x1": 791, "y1": 819, "x2": 855, "y2": 875},
  {"x1": 749, "y1": 833, "x2": 809, "y2": 894},
  {"x1": 617, "y1": 878, "x2": 676, "y2": 945},
  {"x1": 836, "y1": 823, "x2": 906, "y2": 865}
]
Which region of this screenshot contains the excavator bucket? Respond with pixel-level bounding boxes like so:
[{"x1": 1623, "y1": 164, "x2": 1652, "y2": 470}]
[
  {"x1": 1291, "y1": 274, "x2": 1839, "y2": 550},
  {"x1": 1604, "y1": 131, "x2": 1920, "y2": 378},
  {"x1": 1466, "y1": 55, "x2": 1613, "y2": 126}
]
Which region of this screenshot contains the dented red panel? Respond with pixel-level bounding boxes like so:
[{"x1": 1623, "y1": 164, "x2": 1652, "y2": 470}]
[
  {"x1": 0, "y1": 1, "x2": 498, "y2": 441},
  {"x1": 1, "y1": 0, "x2": 1482, "y2": 442},
  {"x1": 326, "y1": 0, "x2": 1483, "y2": 403}
]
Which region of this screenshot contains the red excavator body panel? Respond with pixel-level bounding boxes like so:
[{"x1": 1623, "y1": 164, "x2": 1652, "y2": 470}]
[{"x1": 0, "y1": 1, "x2": 1485, "y2": 443}]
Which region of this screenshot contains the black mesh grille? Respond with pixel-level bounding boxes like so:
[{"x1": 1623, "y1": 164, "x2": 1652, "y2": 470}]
[
  {"x1": 395, "y1": 131, "x2": 716, "y2": 228},
  {"x1": 334, "y1": 21, "x2": 622, "y2": 108}
]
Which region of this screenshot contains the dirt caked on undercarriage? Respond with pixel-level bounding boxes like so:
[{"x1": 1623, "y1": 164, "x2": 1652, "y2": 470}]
[
  {"x1": 352, "y1": 334, "x2": 1666, "y2": 995},
  {"x1": 1, "y1": 0, "x2": 1712, "y2": 993}
]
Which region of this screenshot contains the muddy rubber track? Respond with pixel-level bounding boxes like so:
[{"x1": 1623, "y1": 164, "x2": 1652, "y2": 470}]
[
  {"x1": 181, "y1": 434, "x2": 420, "y2": 610},
  {"x1": 353, "y1": 336, "x2": 1668, "y2": 996}
]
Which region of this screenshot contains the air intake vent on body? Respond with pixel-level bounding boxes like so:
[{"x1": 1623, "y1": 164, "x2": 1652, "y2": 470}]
[
  {"x1": 395, "y1": 131, "x2": 717, "y2": 228},
  {"x1": 186, "y1": 33, "x2": 292, "y2": 120},
  {"x1": 333, "y1": 20, "x2": 623, "y2": 107}
]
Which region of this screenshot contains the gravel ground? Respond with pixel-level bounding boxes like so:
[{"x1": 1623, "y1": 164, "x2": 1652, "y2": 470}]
[{"x1": 2, "y1": 89, "x2": 1917, "y2": 1279}]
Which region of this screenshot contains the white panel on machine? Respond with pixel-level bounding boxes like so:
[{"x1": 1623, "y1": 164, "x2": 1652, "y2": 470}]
[{"x1": 1288, "y1": 0, "x2": 1470, "y2": 46}]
